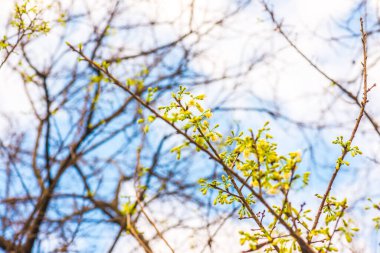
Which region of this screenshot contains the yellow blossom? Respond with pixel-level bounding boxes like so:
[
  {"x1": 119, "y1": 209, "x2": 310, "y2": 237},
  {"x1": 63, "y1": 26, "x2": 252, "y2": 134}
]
[{"x1": 268, "y1": 187, "x2": 278, "y2": 195}]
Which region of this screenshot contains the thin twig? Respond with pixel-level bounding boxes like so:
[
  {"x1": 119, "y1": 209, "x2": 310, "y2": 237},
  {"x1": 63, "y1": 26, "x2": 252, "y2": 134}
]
[{"x1": 309, "y1": 17, "x2": 371, "y2": 240}]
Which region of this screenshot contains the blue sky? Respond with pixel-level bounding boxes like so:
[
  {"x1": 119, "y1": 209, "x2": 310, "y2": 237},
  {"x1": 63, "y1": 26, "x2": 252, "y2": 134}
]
[{"x1": 1, "y1": 0, "x2": 380, "y2": 252}]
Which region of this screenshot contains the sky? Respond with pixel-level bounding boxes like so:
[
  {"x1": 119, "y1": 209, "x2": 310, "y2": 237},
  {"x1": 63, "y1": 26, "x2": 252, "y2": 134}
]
[{"x1": 1, "y1": 0, "x2": 380, "y2": 252}]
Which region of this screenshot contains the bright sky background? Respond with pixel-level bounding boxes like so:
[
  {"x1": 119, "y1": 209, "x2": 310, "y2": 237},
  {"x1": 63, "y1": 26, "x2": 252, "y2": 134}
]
[{"x1": 1, "y1": 0, "x2": 380, "y2": 252}]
